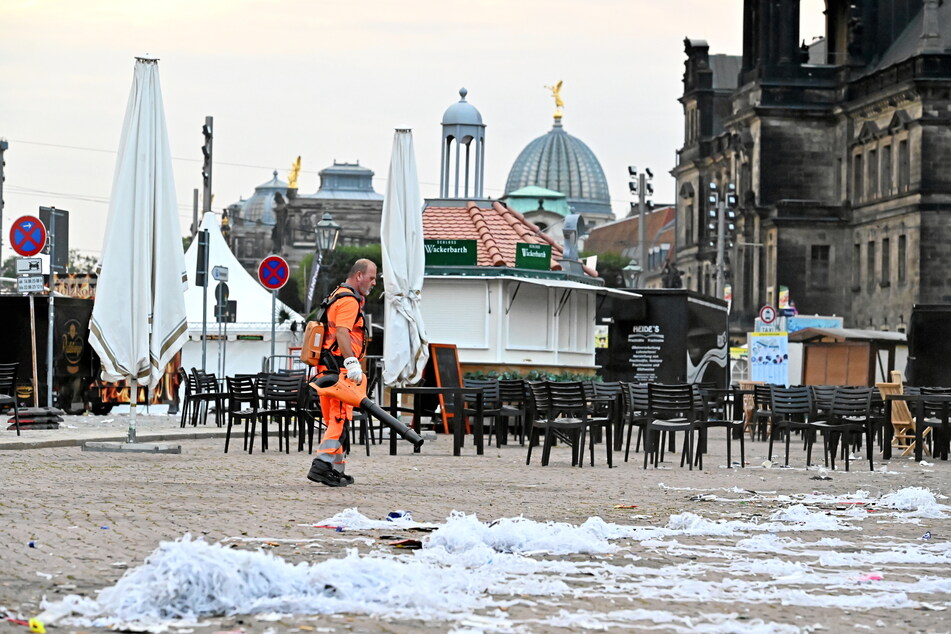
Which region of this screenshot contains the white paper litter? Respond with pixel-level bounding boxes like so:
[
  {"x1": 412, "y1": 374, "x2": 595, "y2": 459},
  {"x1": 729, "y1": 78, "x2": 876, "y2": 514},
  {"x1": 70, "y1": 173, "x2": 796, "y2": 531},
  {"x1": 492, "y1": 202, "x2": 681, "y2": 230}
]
[
  {"x1": 39, "y1": 486, "x2": 951, "y2": 631},
  {"x1": 878, "y1": 487, "x2": 949, "y2": 518},
  {"x1": 424, "y1": 512, "x2": 637, "y2": 555},
  {"x1": 313, "y1": 507, "x2": 439, "y2": 530},
  {"x1": 39, "y1": 535, "x2": 486, "y2": 628}
]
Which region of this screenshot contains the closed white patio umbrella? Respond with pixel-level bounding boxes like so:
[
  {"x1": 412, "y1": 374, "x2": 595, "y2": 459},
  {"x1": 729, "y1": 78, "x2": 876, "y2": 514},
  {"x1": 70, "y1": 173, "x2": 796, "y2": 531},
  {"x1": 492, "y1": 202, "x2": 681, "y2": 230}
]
[
  {"x1": 381, "y1": 129, "x2": 429, "y2": 386},
  {"x1": 89, "y1": 57, "x2": 189, "y2": 442}
]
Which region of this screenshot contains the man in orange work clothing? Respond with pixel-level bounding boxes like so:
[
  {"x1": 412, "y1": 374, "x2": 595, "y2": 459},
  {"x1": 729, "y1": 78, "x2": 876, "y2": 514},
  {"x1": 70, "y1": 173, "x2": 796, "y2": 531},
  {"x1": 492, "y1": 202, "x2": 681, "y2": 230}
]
[{"x1": 307, "y1": 258, "x2": 377, "y2": 487}]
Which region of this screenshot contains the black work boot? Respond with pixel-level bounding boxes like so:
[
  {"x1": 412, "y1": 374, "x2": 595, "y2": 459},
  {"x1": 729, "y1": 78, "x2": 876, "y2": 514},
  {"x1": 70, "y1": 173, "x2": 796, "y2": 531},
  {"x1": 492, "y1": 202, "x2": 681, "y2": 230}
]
[{"x1": 307, "y1": 459, "x2": 350, "y2": 487}]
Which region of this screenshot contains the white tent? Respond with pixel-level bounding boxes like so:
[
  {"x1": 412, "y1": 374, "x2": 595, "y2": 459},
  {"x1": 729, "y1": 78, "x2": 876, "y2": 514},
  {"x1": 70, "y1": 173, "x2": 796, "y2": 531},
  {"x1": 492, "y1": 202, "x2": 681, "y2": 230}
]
[{"x1": 181, "y1": 212, "x2": 304, "y2": 377}]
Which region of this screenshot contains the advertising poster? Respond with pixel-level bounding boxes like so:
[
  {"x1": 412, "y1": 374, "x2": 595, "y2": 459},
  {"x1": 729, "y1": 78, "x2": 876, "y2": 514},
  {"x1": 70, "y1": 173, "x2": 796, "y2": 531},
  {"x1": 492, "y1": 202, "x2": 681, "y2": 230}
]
[{"x1": 749, "y1": 331, "x2": 789, "y2": 385}]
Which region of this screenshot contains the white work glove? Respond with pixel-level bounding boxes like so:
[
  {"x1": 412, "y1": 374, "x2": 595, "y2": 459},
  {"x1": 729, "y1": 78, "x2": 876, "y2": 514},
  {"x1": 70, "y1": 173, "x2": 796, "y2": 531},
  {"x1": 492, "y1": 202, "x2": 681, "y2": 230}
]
[{"x1": 343, "y1": 357, "x2": 363, "y2": 383}]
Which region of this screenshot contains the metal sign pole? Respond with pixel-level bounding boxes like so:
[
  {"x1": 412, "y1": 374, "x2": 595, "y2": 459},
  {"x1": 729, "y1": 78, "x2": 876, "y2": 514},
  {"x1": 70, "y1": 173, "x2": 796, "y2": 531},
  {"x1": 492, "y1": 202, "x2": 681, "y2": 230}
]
[
  {"x1": 29, "y1": 294, "x2": 38, "y2": 408},
  {"x1": 223, "y1": 318, "x2": 228, "y2": 378},
  {"x1": 217, "y1": 317, "x2": 223, "y2": 378},
  {"x1": 47, "y1": 278, "x2": 54, "y2": 408},
  {"x1": 46, "y1": 210, "x2": 57, "y2": 409},
  {"x1": 270, "y1": 290, "x2": 277, "y2": 371},
  {"x1": 201, "y1": 281, "x2": 208, "y2": 371}
]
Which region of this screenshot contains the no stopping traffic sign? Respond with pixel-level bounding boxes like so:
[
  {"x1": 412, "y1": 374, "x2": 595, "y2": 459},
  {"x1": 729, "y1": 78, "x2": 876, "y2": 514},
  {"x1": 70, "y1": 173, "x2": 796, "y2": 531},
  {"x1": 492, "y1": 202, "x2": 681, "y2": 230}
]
[
  {"x1": 10, "y1": 216, "x2": 47, "y2": 257},
  {"x1": 258, "y1": 255, "x2": 289, "y2": 290}
]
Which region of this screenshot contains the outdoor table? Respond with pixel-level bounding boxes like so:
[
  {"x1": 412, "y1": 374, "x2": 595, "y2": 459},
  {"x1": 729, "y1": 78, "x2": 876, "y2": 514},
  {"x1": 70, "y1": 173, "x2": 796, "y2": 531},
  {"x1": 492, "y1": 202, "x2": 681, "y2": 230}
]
[
  {"x1": 386, "y1": 386, "x2": 480, "y2": 456},
  {"x1": 885, "y1": 393, "x2": 951, "y2": 462},
  {"x1": 731, "y1": 386, "x2": 757, "y2": 439}
]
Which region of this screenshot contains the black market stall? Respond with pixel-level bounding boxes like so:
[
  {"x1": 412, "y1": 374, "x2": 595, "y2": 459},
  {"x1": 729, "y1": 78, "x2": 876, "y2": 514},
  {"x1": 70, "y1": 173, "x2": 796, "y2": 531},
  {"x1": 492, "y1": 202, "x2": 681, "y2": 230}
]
[
  {"x1": 596, "y1": 289, "x2": 729, "y2": 386},
  {"x1": 0, "y1": 295, "x2": 179, "y2": 413}
]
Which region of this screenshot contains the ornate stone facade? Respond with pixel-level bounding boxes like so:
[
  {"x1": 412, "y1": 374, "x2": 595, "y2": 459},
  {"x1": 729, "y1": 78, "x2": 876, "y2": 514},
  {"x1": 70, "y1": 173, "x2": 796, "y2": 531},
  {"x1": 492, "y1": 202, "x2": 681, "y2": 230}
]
[
  {"x1": 225, "y1": 162, "x2": 383, "y2": 272},
  {"x1": 673, "y1": 0, "x2": 951, "y2": 333}
]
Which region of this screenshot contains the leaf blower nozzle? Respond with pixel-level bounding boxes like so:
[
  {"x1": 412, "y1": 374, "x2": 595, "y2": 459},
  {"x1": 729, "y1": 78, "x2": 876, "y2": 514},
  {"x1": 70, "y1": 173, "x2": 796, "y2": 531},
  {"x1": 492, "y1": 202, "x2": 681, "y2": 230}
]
[{"x1": 311, "y1": 373, "x2": 424, "y2": 450}]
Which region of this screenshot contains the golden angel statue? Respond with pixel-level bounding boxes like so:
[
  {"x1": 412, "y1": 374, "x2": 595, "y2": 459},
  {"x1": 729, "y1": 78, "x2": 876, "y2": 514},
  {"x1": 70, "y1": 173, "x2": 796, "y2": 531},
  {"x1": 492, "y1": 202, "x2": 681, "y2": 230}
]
[
  {"x1": 288, "y1": 155, "x2": 302, "y2": 189},
  {"x1": 544, "y1": 80, "x2": 565, "y2": 116}
]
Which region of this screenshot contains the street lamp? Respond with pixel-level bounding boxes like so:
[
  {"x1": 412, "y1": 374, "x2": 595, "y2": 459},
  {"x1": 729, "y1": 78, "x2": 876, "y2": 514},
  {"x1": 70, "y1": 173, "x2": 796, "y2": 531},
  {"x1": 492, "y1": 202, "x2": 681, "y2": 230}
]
[
  {"x1": 628, "y1": 165, "x2": 653, "y2": 288},
  {"x1": 706, "y1": 183, "x2": 737, "y2": 300},
  {"x1": 304, "y1": 212, "x2": 342, "y2": 319},
  {"x1": 622, "y1": 259, "x2": 642, "y2": 289},
  {"x1": 315, "y1": 212, "x2": 341, "y2": 254}
]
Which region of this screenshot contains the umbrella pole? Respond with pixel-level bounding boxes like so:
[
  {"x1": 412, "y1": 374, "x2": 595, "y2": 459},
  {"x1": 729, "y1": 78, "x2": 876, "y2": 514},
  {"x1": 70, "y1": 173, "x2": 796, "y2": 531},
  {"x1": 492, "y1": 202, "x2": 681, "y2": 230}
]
[{"x1": 128, "y1": 375, "x2": 136, "y2": 443}]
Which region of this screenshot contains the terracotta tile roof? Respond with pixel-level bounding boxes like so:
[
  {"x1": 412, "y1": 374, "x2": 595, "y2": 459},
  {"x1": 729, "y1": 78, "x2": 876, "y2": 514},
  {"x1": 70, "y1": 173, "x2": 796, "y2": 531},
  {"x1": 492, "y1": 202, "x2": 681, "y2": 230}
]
[
  {"x1": 423, "y1": 201, "x2": 599, "y2": 277},
  {"x1": 584, "y1": 206, "x2": 676, "y2": 257}
]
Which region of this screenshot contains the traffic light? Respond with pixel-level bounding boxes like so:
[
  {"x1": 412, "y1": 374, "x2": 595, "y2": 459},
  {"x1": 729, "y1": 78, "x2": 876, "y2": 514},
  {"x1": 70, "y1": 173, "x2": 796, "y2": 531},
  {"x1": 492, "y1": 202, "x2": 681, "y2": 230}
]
[
  {"x1": 201, "y1": 116, "x2": 213, "y2": 213},
  {"x1": 195, "y1": 229, "x2": 209, "y2": 287}
]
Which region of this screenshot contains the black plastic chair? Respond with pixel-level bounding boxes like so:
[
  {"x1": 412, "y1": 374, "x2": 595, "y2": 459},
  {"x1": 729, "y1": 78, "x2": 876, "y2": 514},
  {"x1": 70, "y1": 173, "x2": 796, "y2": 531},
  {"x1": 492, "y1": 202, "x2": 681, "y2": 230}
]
[
  {"x1": 810, "y1": 385, "x2": 836, "y2": 417},
  {"x1": 643, "y1": 383, "x2": 697, "y2": 470},
  {"x1": 694, "y1": 386, "x2": 746, "y2": 469},
  {"x1": 812, "y1": 386, "x2": 874, "y2": 471},
  {"x1": 750, "y1": 384, "x2": 773, "y2": 441},
  {"x1": 524, "y1": 381, "x2": 550, "y2": 465},
  {"x1": 918, "y1": 387, "x2": 951, "y2": 460},
  {"x1": 498, "y1": 379, "x2": 528, "y2": 445},
  {"x1": 767, "y1": 385, "x2": 815, "y2": 467},
  {"x1": 257, "y1": 374, "x2": 305, "y2": 453},
  {"x1": 463, "y1": 379, "x2": 504, "y2": 446},
  {"x1": 0, "y1": 362, "x2": 21, "y2": 435},
  {"x1": 351, "y1": 367, "x2": 386, "y2": 456},
  {"x1": 528, "y1": 381, "x2": 610, "y2": 467},
  {"x1": 591, "y1": 381, "x2": 622, "y2": 447},
  {"x1": 179, "y1": 368, "x2": 210, "y2": 428},
  {"x1": 225, "y1": 375, "x2": 259, "y2": 453},
  {"x1": 190, "y1": 368, "x2": 227, "y2": 427},
  {"x1": 623, "y1": 383, "x2": 650, "y2": 461},
  {"x1": 526, "y1": 381, "x2": 580, "y2": 467}
]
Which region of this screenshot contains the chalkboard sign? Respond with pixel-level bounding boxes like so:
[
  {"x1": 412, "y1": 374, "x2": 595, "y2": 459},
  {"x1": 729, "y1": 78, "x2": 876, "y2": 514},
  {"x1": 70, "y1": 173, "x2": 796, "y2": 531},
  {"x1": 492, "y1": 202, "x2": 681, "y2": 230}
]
[{"x1": 424, "y1": 343, "x2": 462, "y2": 433}]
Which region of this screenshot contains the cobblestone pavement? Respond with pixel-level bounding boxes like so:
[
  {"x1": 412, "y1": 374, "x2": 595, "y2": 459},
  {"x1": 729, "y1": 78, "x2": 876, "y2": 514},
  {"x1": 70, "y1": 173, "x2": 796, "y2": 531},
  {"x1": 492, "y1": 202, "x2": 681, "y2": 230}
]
[{"x1": 1, "y1": 418, "x2": 949, "y2": 633}]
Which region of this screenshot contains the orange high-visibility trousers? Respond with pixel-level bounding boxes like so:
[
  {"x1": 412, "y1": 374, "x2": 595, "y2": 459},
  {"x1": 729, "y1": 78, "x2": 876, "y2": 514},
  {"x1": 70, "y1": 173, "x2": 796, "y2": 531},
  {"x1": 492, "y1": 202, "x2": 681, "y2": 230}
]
[{"x1": 315, "y1": 376, "x2": 351, "y2": 474}]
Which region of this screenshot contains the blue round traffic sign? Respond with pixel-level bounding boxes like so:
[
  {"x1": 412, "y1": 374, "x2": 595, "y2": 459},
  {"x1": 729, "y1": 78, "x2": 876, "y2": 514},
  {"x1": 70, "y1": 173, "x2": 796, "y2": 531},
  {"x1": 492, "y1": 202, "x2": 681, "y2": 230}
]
[
  {"x1": 258, "y1": 255, "x2": 289, "y2": 290},
  {"x1": 10, "y1": 215, "x2": 47, "y2": 257}
]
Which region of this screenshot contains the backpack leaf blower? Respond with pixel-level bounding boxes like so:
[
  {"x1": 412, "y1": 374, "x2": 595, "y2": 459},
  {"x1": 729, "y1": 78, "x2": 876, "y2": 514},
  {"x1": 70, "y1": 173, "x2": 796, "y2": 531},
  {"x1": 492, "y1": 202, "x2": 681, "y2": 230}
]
[{"x1": 310, "y1": 373, "x2": 424, "y2": 450}]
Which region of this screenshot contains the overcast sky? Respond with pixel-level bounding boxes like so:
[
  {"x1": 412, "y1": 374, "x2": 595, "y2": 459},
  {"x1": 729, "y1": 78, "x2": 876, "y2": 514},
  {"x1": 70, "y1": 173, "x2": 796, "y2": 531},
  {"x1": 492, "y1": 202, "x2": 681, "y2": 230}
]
[{"x1": 0, "y1": 0, "x2": 825, "y2": 259}]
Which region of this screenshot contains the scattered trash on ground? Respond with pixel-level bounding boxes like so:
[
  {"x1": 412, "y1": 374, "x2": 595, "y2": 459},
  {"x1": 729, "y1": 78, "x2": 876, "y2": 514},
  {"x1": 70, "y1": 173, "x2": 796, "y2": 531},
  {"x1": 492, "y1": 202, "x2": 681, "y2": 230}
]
[
  {"x1": 34, "y1": 487, "x2": 951, "y2": 631},
  {"x1": 386, "y1": 511, "x2": 412, "y2": 522},
  {"x1": 4, "y1": 617, "x2": 45, "y2": 633}
]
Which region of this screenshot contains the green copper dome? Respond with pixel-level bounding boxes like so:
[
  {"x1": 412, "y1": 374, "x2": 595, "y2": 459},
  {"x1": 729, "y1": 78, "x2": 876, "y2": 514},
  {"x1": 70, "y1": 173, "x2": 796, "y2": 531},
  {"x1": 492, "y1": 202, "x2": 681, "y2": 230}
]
[{"x1": 504, "y1": 118, "x2": 612, "y2": 217}]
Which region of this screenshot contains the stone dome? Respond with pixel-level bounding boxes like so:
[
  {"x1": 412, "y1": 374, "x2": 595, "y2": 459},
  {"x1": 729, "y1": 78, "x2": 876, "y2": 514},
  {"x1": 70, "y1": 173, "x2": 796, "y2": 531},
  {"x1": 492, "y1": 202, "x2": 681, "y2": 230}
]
[
  {"x1": 504, "y1": 118, "x2": 612, "y2": 217},
  {"x1": 238, "y1": 170, "x2": 288, "y2": 225},
  {"x1": 442, "y1": 87, "x2": 484, "y2": 126}
]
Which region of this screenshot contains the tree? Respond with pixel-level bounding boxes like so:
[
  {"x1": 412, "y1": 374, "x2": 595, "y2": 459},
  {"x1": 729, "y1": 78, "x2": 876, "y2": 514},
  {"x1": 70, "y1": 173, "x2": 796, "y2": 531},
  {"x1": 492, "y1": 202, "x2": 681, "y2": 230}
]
[
  {"x1": 0, "y1": 256, "x2": 15, "y2": 279},
  {"x1": 295, "y1": 245, "x2": 383, "y2": 322},
  {"x1": 67, "y1": 250, "x2": 99, "y2": 273},
  {"x1": 582, "y1": 251, "x2": 632, "y2": 288}
]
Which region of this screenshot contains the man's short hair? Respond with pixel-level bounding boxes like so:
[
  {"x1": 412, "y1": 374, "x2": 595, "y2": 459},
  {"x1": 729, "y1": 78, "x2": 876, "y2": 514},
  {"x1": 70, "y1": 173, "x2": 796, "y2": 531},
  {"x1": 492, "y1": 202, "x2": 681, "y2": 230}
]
[{"x1": 348, "y1": 258, "x2": 376, "y2": 277}]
